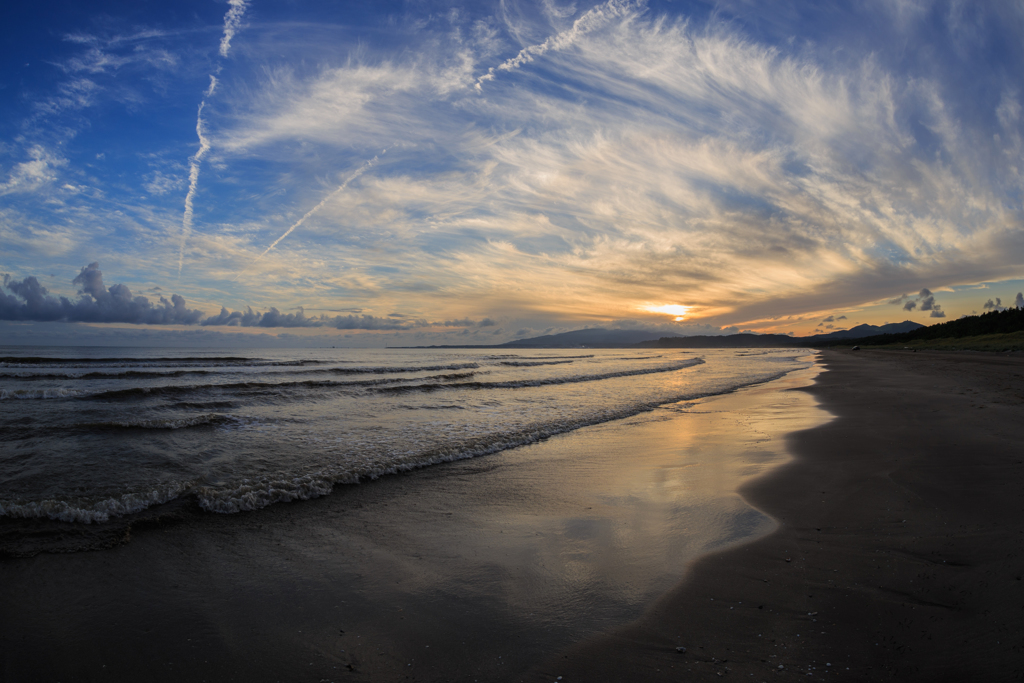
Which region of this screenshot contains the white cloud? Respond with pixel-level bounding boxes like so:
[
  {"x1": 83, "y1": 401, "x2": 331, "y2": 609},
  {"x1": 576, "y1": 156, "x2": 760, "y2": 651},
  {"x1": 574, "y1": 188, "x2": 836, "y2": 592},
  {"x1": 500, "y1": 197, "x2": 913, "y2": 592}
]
[
  {"x1": 234, "y1": 153, "x2": 382, "y2": 279},
  {"x1": 219, "y1": 0, "x2": 249, "y2": 58},
  {"x1": 477, "y1": 0, "x2": 635, "y2": 88},
  {"x1": 0, "y1": 146, "x2": 67, "y2": 195},
  {"x1": 32, "y1": 78, "x2": 100, "y2": 117},
  {"x1": 144, "y1": 170, "x2": 185, "y2": 196},
  {"x1": 178, "y1": 102, "x2": 212, "y2": 276},
  {"x1": 7, "y1": 2, "x2": 1023, "y2": 336},
  {"x1": 0, "y1": 206, "x2": 80, "y2": 256},
  {"x1": 210, "y1": 4, "x2": 1023, "y2": 329}
]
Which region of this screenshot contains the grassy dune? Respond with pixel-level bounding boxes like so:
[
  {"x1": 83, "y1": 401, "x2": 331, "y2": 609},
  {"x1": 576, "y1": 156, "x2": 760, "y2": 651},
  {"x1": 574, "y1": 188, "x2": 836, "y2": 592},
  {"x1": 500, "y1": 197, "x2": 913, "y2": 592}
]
[{"x1": 873, "y1": 330, "x2": 1024, "y2": 352}]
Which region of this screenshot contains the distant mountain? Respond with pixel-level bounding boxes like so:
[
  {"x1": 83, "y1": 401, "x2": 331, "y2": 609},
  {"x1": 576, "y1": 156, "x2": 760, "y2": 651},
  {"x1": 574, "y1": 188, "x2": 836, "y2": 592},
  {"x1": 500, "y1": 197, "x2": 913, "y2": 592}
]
[
  {"x1": 499, "y1": 321, "x2": 930, "y2": 349},
  {"x1": 626, "y1": 322, "x2": 928, "y2": 348},
  {"x1": 635, "y1": 333, "x2": 797, "y2": 348},
  {"x1": 500, "y1": 328, "x2": 664, "y2": 347},
  {"x1": 801, "y1": 320, "x2": 924, "y2": 342},
  {"x1": 443, "y1": 318, "x2": 968, "y2": 350}
]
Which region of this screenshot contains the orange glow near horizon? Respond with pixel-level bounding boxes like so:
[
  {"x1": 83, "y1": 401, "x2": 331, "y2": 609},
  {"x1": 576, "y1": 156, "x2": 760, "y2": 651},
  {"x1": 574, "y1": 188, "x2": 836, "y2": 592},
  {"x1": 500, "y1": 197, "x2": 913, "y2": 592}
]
[{"x1": 642, "y1": 304, "x2": 691, "y2": 321}]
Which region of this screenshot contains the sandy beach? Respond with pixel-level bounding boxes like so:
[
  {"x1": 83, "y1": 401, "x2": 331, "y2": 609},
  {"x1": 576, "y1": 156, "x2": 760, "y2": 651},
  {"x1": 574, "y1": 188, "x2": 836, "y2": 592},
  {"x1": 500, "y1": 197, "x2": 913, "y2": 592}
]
[
  {"x1": 2, "y1": 349, "x2": 1023, "y2": 682},
  {"x1": 535, "y1": 349, "x2": 1024, "y2": 681}
]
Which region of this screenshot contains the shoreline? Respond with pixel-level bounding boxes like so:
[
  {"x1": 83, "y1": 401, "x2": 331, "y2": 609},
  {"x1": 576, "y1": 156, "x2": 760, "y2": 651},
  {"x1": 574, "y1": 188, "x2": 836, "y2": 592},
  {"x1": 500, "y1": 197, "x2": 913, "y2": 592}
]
[
  {"x1": 0, "y1": 359, "x2": 826, "y2": 681},
  {"x1": 532, "y1": 349, "x2": 1024, "y2": 681},
  {"x1": 0, "y1": 354, "x2": 782, "y2": 559}
]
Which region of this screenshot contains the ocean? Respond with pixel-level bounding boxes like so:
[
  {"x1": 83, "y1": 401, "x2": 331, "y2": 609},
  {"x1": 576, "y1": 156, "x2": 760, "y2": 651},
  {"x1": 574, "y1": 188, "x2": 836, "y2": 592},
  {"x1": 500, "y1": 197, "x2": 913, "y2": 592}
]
[{"x1": 0, "y1": 345, "x2": 811, "y2": 530}]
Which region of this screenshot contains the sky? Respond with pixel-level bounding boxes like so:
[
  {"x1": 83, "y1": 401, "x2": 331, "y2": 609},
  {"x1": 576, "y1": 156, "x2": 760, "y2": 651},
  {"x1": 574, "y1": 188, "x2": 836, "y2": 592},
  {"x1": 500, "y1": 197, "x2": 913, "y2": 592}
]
[{"x1": 1, "y1": 0, "x2": 1023, "y2": 347}]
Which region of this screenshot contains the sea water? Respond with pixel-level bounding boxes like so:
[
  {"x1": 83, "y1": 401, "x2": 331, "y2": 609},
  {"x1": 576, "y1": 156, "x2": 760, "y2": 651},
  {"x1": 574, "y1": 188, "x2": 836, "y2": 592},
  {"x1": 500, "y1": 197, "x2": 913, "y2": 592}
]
[{"x1": 0, "y1": 346, "x2": 810, "y2": 525}]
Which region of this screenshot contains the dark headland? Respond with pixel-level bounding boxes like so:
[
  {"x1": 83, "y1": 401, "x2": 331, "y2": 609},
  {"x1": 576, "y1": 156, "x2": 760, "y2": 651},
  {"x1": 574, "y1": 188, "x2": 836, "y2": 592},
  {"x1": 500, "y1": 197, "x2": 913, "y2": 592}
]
[
  {"x1": 418, "y1": 308, "x2": 1024, "y2": 351},
  {"x1": 413, "y1": 320, "x2": 926, "y2": 349}
]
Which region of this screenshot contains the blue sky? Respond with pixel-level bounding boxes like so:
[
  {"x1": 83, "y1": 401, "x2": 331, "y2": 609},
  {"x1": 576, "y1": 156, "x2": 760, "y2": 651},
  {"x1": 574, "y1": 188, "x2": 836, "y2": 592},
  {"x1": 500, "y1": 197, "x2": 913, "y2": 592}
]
[{"x1": 2, "y1": 0, "x2": 1023, "y2": 346}]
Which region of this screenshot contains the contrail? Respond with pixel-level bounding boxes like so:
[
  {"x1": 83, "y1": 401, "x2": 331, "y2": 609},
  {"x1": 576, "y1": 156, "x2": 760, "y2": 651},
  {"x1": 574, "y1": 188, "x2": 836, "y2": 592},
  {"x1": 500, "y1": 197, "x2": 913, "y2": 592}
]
[
  {"x1": 177, "y1": 102, "x2": 211, "y2": 277},
  {"x1": 233, "y1": 154, "x2": 383, "y2": 281},
  {"x1": 176, "y1": 0, "x2": 248, "y2": 278},
  {"x1": 219, "y1": 0, "x2": 249, "y2": 57},
  {"x1": 476, "y1": 0, "x2": 634, "y2": 90}
]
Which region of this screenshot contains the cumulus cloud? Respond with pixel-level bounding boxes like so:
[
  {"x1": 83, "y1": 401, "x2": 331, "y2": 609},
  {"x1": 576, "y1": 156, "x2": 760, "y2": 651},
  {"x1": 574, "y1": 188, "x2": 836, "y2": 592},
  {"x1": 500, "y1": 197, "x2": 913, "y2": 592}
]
[
  {"x1": 894, "y1": 288, "x2": 942, "y2": 314},
  {"x1": 918, "y1": 288, "x2": 944, "y2": 317},
  {"x1": 980, "y1": 294, "x2": 1023, "y2": 312},
  {"x1": 2, "y1": 265, "x2": 505, "y2": 331},
  {"x1": 1, "y1": 263, "x2": 204, "y2": 324},
  {"x1": 201, "y1": 307, "x2": 493, "y2": 330},
  {"x1": 250, "y1": 307, "x2": 320, "y2": 327},
  {"x1": 821, "y1": 315, "x2": 834, "y2": 323},
  {"x1": 983, "y1": 297, "x2": 1004, "y2": 311},
  {"x1": 433, "y1": 317, "x2": 497, "y2": 327},
  {"x1": 334, "y1": 314, "x2": 423, "y2": 330},
  {"x1": 200, "y1": 306, "x2": 324, "y2": 327}
]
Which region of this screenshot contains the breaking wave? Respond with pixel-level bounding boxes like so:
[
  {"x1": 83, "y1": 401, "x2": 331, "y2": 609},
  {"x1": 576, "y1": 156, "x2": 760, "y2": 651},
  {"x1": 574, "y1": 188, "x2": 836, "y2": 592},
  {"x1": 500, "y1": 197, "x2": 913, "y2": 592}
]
[
  {"x1": 0, "y1": 346, "x2": 812, "y2": 535},
  {"x1": 377, "y1": 359, "x2": 703, "y2": 393},
  {"x1": 76, "y1": 413, "x2": 237, "y2": 431},
  {"x1": 1, "y1": 387, "x2": 88, "y2": 400},
  {"x1": 0, "y1": 481, "x2": 194, "y2": 524}
]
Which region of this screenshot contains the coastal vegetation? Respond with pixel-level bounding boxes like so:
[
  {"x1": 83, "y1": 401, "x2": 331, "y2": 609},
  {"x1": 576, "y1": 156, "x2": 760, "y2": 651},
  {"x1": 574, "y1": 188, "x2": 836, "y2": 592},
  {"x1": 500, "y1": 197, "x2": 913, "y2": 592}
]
[
  {"x1": 817, "y1": 308, "x2": 1024, "y2": 351},
  {"x1": 873, "y1": 331, "x2": 1024, "y2": 352}
]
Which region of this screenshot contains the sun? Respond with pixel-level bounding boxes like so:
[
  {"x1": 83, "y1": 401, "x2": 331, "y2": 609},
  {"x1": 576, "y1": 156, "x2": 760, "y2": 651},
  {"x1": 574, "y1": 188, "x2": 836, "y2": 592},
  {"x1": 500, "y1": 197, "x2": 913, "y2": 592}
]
[{"x1": 641, "y1": 304, "x2": 691, "y2": 321}]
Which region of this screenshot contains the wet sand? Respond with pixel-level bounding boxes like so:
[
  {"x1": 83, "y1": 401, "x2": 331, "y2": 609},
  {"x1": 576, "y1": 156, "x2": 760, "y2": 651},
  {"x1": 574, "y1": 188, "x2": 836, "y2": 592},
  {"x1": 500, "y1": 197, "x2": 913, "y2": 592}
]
[
  {"x1": 0, "y1": 362, "x2": 826, "y2": 682},
  {"x1": 535, "y1": 349, "x2": 1024, "y2": 681}
]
